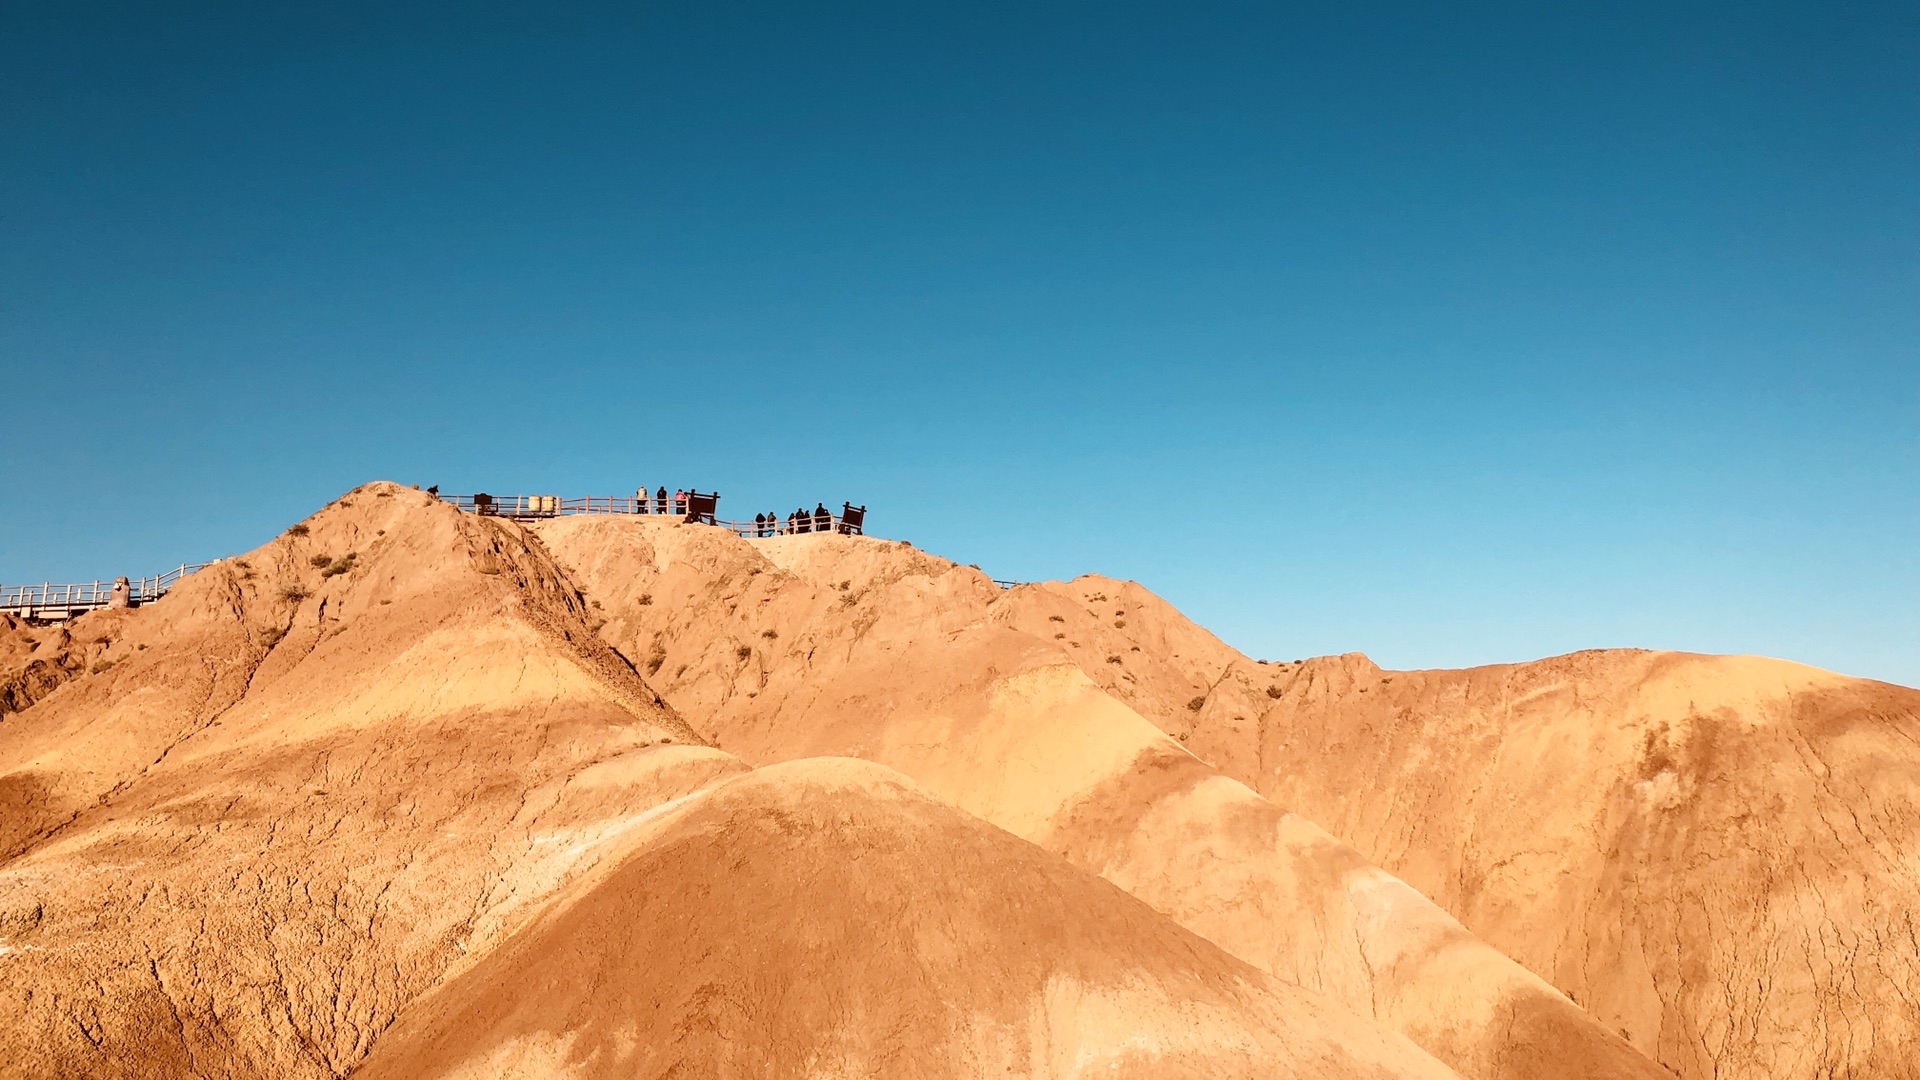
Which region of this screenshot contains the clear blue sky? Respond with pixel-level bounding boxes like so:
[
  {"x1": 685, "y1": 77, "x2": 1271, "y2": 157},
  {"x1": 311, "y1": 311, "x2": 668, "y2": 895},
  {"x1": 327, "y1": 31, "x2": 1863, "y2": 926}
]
[{"x1": 4, "y1": 2, "x2": 1915, "y2": 685}]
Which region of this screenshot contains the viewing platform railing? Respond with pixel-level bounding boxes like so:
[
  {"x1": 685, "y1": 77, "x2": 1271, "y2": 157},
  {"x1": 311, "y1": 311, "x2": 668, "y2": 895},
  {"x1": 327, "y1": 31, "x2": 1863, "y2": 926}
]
[
  {"x1": 1, "y1": 562, "x2": 210, "y2": 620},
  {"x1": 442, "y1": 493, "x2": 866, "y2": 539}
]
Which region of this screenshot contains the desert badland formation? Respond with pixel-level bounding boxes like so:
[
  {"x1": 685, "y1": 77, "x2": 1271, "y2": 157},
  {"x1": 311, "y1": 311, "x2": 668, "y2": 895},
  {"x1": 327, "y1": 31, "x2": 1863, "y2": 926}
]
[{"x1": 2, "y1": 481, "x2": 1914, "y2": 1079}]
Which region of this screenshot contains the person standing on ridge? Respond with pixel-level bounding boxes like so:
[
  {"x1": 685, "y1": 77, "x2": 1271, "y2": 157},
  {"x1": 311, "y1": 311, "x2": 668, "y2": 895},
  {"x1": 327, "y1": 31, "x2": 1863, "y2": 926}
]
[
  {"x1": 813, "y1": 503, "x2": 830, "y2": 532},
  {"x1": 655, "y1": 486, "x2": 667, "y2": 514},
  {"x1": 753, "y1": 512, "x2": 764, "y2": 536},
  {"x1": 635, "y1": 485, "x2": 648, "y2": 514}
]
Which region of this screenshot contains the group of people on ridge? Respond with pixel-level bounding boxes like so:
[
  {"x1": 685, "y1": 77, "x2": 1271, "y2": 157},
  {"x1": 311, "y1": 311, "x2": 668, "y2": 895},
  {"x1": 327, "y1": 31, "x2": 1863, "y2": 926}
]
[
  {"x1": 753, "y1": 504, "x2": 835, "y2": 536},
  {"x1": 632, "y1": 486, "x2": 690, "y2": 516}
]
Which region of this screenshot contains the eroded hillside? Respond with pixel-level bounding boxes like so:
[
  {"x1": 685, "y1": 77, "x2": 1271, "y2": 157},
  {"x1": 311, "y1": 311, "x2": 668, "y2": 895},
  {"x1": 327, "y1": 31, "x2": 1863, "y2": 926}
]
[
  {"x1": 0, "y1": 485, "x2": 1468, "y2": 1080},
  {"x1": 992, "y1": 577, "x2": 1920, "y2": 1080},
  {"x1": 533, "y1": 514, "x2": 1665, "y2": 1080}
]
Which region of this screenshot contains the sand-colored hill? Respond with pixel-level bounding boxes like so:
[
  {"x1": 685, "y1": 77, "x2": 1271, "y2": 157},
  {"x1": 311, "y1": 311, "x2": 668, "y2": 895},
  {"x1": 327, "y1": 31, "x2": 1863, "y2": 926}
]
[
  {"x1": 986, "y1": 575, "x2": 1920, "y2": 1080},
  {"x1": 356, "y1": 757, "x2": 1461, "y2": 1080},
  {"x1": 533, "y1": 515, "x2": 1664, "y2": 1080},
  {"x1": 0, "y1": 484, "x2": 738, "y2": 1077},
  {"x1": 2, "y1": 485, "x2": 1466, "y2": 1080}
]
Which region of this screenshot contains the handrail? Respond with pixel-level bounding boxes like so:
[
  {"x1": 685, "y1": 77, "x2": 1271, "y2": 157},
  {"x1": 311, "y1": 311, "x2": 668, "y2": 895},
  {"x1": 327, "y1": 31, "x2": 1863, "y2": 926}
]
[
  {"x1": 441, "y1": 493, "x2": 868, "y2": 539},
  {"x1": 1, "y1": 562, "x2": 210, "y2": 618}
]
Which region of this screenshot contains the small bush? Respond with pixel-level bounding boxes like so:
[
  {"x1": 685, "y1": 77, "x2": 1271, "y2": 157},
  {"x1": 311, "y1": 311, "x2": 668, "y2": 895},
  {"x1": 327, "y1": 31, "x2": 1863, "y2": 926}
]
[
  {"x1": 644, "y1": 645, "x2": 667, "y2": 675},
  {"x1": 735, "y1": 645, "x2": 752, "y2": 661},
  {"x1": 1054, "y1": 632, "x2": 1065, "y2": 639},
  {"x1": 287, "y1": 523, "x2": 310, "y2": 537},
  {"x1": 1048, "y1": 615, "x2": 1064, "y2": 623},
  {"x1": 761, "y1": 629, "x2": 778, "y2": 639},
  {"x1": 309, "y1": 554, "x2": 332, "y2": 568},
  {"x1": 320, "y1": 553, "x2": 357, "y2": 578},
  {"x1": 637, "y1": 593, "x2": 653, "y2": 606},
  {"x1": 837, "y1": 580, "x2": 851, "y2": 591},
  {"x1": 280, "y1": 585, "x2": 309, "y2": 602},
  {"x1": 1113, "y1": 619, "x2": 1126, "y2": 629},
  {"x1": 1186, "y1": 696, "x2": 1206, "y2": 712},
  {"x1": 1265, "y1": 685, "x2": 1283, "y2": 699},
  {"x1": 1106, "y1": 655, "x2": 1122, "y2": 665}
]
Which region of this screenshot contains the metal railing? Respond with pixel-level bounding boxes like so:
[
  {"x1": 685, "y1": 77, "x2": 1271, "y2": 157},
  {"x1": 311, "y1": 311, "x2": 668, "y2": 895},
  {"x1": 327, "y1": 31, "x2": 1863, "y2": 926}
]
[
  {"x1": 442, "y1": 493, "x2": 866, "y2": 539},
  {"x1": 1, "y1": 562, "x2": 210, "y2": 619}
]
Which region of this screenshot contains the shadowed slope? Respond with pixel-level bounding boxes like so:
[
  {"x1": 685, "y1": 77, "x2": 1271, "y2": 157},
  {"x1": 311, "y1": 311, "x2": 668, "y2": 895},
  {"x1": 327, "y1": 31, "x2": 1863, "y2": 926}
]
[
  {"x1": 994, "y1": 575, "x2": 1920, "y2": 1080},
  {"x1": 534, "y1": 515, "x2": 1663, "y2": 1080},
  {"x1": 356, "y1": 757, "x2": 1462, "y2": 1080},
  {"x1": 0, "y1": 484, "x2": 737, "y2": 1079}
]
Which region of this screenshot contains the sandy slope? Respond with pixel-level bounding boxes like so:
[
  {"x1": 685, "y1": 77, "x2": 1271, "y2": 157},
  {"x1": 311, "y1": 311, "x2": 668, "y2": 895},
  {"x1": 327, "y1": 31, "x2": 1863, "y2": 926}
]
[
  {"x1": 534, "y1": 515, "x2": 1663, "y2": 1080},
  {"x1": 356, "y1": 757, "x2": 1461, "y2": 1080},
  {"x1": 989, "y1": 574, "x2": 1920, "y2": 1080},
  {"x1": 0, "y1": 484, "x2": 736, "y2": 1078},
  {"x1": 1, "y1": 486, "x2": 1460, "y2": 1080}
]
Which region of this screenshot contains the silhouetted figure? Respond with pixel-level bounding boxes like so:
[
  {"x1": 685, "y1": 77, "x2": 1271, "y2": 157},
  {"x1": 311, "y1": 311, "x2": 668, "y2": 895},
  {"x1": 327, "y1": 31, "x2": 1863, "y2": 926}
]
[
  {"x1": 813, "y1": 503, "x2": 830, "y2": 532},
  {"x1": 793, "y1": 507, "x2": 809, "y2": 534},
  {"x1": 753, "y1": 512, "x2": 765, "y2": 536},
  {"x1": 425, "y1": 484, "x2": 439, "y2": 497},
  {"x1": 765, "y1": 511, "x2": 776, "y2": 537},
  {"x1": 655, "y1": 486, "x2": 667, "y2": 514},
  {"x1": 636, "y1": 486, "x2": 648, "y2": 514}
]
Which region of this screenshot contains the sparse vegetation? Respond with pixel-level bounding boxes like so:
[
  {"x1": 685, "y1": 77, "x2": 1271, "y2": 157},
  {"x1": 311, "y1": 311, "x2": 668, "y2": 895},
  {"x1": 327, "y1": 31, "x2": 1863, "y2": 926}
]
[
  {"x1": 280, "y1": 585, "x2": 309, "y2": 603},
  {"x1": 309, "y1": 554, "x2": 333, "y2": 568},
  {"x1": 735, "y1": 645, "x2": 753, "y2": 661},
  {"x1": 1106, "y1": 655, "x2": 1122, "y2": 665},
  {"x1": 1048, "y1": 615, "x2": 1064, "y2": 622},
  {"x1": 1265, "y1": 685, "x2": 1283, "y2": 699},
  {"x1": 1186, "y1": 696, "x2": 1206, "y2": 712},
  {"x1": 1113, "y1": 620, "x2": 1126, "y2": 629},
  {"x1": 287, "y1": 523, "x2": 310, "y2": 537},
  {"x1": 644, "y1": 645, "x2": 667, "y2": 676},
  {"x1": 320, "y1": 553, "x2": 357, "y2": 578},
  {"x1": 1054, "y1": 632, "x2": 1065, "y2": 639},
  {"x1": 837, "y1": 580, "x2": 850, "y2": 591},
  {"x1": 638, "y1": 593, "x2": 653, "y2": 606},
  {"x1": 761, "y1": 629, "x2": 778, "y2": 640}
]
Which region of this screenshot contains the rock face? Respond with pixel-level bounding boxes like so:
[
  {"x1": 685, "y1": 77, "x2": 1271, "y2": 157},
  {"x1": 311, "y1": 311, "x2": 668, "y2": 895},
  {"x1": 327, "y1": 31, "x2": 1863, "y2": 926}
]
[
  {"x1": 533, "y1": 515, "x2": 1665, "y2": 1080},
  {"x1": 986, "y1": 574, "x2": 1920, "y2": 1080},
  {"x1": 356, "y1": 758, "x2": 1460, "y2": 1080}
]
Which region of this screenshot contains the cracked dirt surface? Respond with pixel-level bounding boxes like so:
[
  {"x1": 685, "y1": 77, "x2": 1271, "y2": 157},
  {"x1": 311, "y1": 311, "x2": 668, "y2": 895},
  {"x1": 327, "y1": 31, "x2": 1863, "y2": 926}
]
[{"x1": 534, "y1": 515, "x2": 1665, "y2": 1080}]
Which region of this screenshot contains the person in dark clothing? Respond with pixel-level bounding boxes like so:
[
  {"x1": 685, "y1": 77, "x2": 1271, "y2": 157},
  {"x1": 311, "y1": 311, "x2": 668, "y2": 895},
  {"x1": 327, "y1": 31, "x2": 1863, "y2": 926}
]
[
  {"x1": 766, "y1": 511, "x2": 776, "y2": 536},
  {"x1": 793, "y1": 507, "x2": 809, "y2": 534},
  {"x1": 813, "y1": 503, "x2": 830, "y2": 532},
  {"x1": 655, "y1": 486, "x2": 667, "y2": 514},
  {"x1": 753, "y1": 512, "x2": 765, "y2": 536}
]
